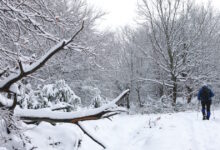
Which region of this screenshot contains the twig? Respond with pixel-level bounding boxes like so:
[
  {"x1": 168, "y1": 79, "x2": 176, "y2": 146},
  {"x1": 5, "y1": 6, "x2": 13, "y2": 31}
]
[{"x1": 76, "y1": 121, "x2": 106, "y2": 149}]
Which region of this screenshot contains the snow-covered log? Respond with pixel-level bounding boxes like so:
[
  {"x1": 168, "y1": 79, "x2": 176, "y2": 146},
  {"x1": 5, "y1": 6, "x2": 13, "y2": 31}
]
[
  {"x1": 16, "y1": 89, "x2": 130, "y2": 124},
  {"x1": 15, "y1": 89, "x2": 129, "y2": 149}
]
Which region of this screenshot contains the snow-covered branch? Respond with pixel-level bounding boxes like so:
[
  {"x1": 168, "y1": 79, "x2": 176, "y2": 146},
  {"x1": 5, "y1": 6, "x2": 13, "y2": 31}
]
[
  {"x1": 0, "y1": 22, "x2": 84, "y2": 93},
  {"x1": 15, "y1": 89, "x2": 130, "y2": 123}
]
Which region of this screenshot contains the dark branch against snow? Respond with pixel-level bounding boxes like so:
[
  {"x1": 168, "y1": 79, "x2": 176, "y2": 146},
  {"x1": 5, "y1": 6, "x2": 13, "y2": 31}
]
[
  {"x1": 76, "y1": 121, "x2": 106, "y2": 149},
  {"x1": 0, "y1": 22, "x2": 84, "y2": 93}
]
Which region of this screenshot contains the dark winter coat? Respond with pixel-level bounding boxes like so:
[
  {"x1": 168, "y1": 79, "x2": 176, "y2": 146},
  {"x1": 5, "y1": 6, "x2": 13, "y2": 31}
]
[{"x1": 197, "y1": 86, "x2": 214, "y2": 101}]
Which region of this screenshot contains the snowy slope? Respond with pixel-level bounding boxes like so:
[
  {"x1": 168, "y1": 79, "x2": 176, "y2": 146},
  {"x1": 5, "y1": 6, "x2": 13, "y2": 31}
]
[
  {"x1": 80, "y1": 110, "x2": 220, "y2": 150},
  {"x1": 25, "y1": 123, "x2": 82, "y2": 150},
  {"x1": 22, "y1": 110, "x2": 220, "y2": 150}
]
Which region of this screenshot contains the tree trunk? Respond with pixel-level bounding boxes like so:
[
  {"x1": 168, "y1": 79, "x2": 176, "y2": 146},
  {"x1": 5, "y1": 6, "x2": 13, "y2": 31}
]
[
  {"x1": 136, "y1": 87, "x2": 143, "y2": 107},
  {"x1": 172, "y1": 77, "x2": 177, "y2": 106},
  {"x1": 186, "y1": 86, "x2": 193, "y2": 103},
  {"x1": 125, "y1": 85, "x2": 130, "y2": 109}
]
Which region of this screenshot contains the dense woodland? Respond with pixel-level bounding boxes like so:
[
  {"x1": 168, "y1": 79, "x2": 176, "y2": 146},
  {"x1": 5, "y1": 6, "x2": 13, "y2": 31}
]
[{"x1": 0, "y1": 0, "x2": 220, "y2": 149}]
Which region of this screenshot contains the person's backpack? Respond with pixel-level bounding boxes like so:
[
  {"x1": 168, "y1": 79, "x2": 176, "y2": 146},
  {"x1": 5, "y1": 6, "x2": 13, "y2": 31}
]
[{"x1": 201, "y1": 86, "x2": 210, "y2": 101}]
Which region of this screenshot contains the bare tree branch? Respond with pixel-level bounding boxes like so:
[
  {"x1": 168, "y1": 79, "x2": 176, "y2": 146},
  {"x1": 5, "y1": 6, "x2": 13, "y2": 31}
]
[
  {"x1": 0, "y1": 22, "x2": 84, "y2": 93},
  {"x1": 76, "y1": 122, "x2": 106, "y2": 149}
]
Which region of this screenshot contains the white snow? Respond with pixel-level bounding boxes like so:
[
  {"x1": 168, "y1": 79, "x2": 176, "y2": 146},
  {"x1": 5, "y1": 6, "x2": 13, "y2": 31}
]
[
  {"x1": 79, "y1": 110, "x2": 220, "y2": 150},
  {"x1": 16, "y1": 109, "x2": 220, "y2": 150},
  {"x1": 25, "y1": 122, "x2": 82, "y2": 150},
  {"x1": 9, "y1": 83, "x2": 20, "y2": 95},
  {"x1": 0, "y1": 94, "x2": 13, "y2": 107}
]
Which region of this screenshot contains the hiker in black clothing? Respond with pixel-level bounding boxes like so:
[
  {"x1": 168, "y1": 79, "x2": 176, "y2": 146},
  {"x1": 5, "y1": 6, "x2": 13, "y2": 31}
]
[{"x1": 197, "y1": 84, "x2": 214, "y2": 120}]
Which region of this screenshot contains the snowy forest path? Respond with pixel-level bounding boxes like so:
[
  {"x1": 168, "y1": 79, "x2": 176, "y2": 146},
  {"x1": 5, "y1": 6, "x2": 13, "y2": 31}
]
[{"x1": 80, "y1": 110, "x2": 220, "y2": 150}]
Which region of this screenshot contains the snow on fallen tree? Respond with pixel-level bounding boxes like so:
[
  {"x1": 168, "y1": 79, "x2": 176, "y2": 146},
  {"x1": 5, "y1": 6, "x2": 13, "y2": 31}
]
[
  {"x1": 0, "y1": 95, "x2": 13, "y2": 108},
  {"x1": 15, "y1": 89, "x2": 129, "y2": 149},
  {"x1": 15, "y1": 89, "x2": 130, "y2": 124}
]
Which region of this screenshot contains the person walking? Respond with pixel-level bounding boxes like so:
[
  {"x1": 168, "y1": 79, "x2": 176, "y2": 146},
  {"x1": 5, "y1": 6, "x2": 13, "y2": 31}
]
[{"x1": 198, "y1": 84, "x2": 214, "y2": 120}]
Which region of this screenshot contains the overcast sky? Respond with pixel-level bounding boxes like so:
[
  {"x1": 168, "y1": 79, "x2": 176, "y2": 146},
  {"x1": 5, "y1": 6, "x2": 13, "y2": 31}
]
[
  {"x1": 87, "y1": 0, "x2": 220, "y2": 31},
  {"x1": 87, "y1": 0, "x2": 137, "y2": 30}
]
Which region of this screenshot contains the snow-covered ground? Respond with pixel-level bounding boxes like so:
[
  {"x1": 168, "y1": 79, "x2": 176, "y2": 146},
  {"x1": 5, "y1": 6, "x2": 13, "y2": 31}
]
[{"x1": 23, "y1": 110, "x2": 220, "y2": 150}]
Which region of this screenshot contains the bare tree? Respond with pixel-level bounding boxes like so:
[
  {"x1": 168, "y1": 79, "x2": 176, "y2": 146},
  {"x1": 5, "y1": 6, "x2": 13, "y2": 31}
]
[
  {"x1": 0, "y1": 0, "x2": 93, "y2": 104},
  {"x1": 0, "y1": 1, "x2": 96, "y2": 140},
  {"x1": 137, "y1": 0, "x2": 220, "y2": 105}
]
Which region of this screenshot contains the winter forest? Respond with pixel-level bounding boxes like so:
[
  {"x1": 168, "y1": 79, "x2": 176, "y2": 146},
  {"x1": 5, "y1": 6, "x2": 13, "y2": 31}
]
[{"x1": 0, "y1": 0, "x2": 220, "y2": 149}]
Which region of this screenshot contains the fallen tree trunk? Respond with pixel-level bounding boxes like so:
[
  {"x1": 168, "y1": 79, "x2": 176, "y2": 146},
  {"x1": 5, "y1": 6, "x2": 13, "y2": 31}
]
[
  {"x1": 15, "y1": 89, "x2": 129, "y2": 149},
  {"x1": 16, "y1": 89, "x2": 130, "y2": 124}
]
